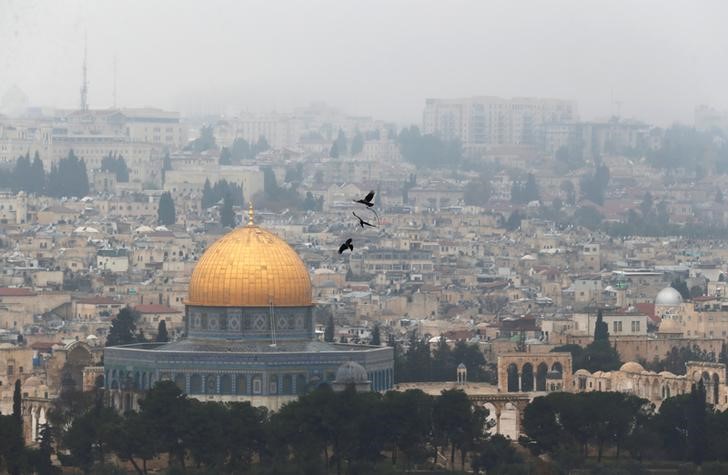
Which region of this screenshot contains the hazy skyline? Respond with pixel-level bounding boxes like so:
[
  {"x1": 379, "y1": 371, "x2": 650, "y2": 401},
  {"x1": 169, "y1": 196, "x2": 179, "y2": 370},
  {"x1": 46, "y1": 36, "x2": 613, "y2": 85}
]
[{"x1": 2, "y1": 0, "x2": 727, "y2": 125}]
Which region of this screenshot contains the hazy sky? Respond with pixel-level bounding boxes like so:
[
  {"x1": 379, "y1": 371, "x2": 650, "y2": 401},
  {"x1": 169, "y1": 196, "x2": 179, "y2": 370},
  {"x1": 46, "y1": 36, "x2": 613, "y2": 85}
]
[{"x1": 1, "y1": 0, "x2": 727, "y2": 125}]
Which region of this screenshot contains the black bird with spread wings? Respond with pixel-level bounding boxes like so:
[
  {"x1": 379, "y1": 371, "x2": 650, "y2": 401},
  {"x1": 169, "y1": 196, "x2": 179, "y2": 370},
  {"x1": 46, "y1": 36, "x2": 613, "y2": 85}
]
[
  {"x1": 353, "y1": 212, "x2": 376, "y2": 228},
  {"x1": 338, "y1": 238, "x2": 353, "y2": 254},
  {"x1": 354, "y1": 190, "x2": 375, "y2": 207}
]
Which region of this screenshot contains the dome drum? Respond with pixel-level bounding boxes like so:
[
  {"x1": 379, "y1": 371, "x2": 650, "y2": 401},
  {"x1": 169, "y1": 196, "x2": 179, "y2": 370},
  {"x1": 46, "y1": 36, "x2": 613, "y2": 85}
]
[{"x1": 186, "y1": 305, "x2": 313, "y2": 341}]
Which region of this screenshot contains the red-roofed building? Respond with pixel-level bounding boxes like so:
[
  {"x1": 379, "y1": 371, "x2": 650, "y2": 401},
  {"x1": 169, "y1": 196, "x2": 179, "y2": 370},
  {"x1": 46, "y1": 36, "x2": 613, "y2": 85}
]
[
  {"x1": 634, "y1": 303, "x2": 658, "y2": 324},
  {"x1": 0, "y1": 288, "x2": 37, "y2": 297}
]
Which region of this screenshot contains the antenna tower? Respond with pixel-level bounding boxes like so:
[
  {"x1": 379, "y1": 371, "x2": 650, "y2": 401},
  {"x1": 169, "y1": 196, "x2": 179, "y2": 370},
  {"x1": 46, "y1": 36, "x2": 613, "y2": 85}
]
[{"x1": 80, "y1": 35, "x2": 89, "y2": 111}]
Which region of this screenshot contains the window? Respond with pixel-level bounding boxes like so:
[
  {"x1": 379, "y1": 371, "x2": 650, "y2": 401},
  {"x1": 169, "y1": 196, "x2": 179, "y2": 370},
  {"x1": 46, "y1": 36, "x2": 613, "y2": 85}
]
[
  {"x1": 613, "y1": 321, "x2": 623, "y2": 333},
  {"x1": 253, "y1": 378, "x2": 262, "y2": 394},
  {"x1": 631, "y1": 321, "x2": 641, "y2": 332}
]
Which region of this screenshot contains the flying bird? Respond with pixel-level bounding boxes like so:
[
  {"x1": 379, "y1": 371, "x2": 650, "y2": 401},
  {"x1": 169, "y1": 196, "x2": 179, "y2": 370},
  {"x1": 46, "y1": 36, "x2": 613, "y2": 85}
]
[
  {"x1": 353, "y1": 212, "x2": 376, "y2": 228},
  {"x1": 354, "y1": 190, "x2": 375, "y2": 207},
  {"x1": 338, "y1": 238, "x2": 353, "y2": 254}
]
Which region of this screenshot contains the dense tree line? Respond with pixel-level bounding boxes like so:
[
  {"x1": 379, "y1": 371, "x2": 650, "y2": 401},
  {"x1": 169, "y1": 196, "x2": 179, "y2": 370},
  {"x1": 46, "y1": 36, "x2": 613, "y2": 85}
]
[
  {"x1": 641, "y1": 344, "x2": 717, "y2": 374},
  {"x1": 510, "y1": 173, "x2": 540, "y2": 204},
  {"x1": 220, "y1": 136, "x2": 270, "y2": 164},
  {"x1": 186, "y1": 125, "x2": 216, "y2": 152},
  {"x1": 100, "y1": 153, "x2": 129, "y2": 182},
  {"x1": 523, "y1": 382, "x2": 728, "y2": 471},
  {"x1": 47, "y1": 382, "x2": 525, "y2": 475},
  {"x1": 0, "y1": 151, "x2": 89, "y2": 198},
  {"x1": 253, "y1": 167, "x2": 323, "y2": 212},
  {"x1": 397, "y1": 126, "x2": 462, "y2": 169},
  {"x1": 394, "y1": 334, "x2": 492, "y2": 383},
  {"x1": 649, "y1": 125, "x2": 728, "y2": 175},
  {"x1": 201, "y1": 179, "x2": 244, "y2": 209},
  {"x1": 580, "y1": 163, "x2": 610, "y2": 205},
  {"x1": 47, "y1": 152, "x2": 90, "y2": 198},
  {"x1": 0, "y1": 152, "x2": 45, "y2": 194},
  {"x1": 463, "y1": 176, "x2": 491, "y2": 207}
]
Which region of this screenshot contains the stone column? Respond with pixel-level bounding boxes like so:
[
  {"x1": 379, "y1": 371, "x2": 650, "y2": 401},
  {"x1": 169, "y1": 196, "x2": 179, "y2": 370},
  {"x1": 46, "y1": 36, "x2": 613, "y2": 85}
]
[{"x1": 517, "y1": 373, "x2": 522, "y2": 392}]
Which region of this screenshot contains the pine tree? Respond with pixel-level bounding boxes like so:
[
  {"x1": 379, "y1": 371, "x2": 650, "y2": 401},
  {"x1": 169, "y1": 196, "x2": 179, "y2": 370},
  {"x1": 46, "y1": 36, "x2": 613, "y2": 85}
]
[
  {"x1": 156, "y1": 319, "x2": 169, "y2": 342},
  {"x1": 220, "y1": 193, "x2": 235, "y2": 228},
  {"x1": 324, "y1": 315, "x2": 335, "y2": 342},
  {"x1": 371, "y1": 324, "x2": 381, "y2": 346},
  {"x1": 12, "y1": 379, "x2": 21, "y2": 424},
  {"x1": 106, "y1": 306, "x2": 140, "y2": 346},
  {"x1": 157, "y1": 191, "x2": 176, "y2": 225}
]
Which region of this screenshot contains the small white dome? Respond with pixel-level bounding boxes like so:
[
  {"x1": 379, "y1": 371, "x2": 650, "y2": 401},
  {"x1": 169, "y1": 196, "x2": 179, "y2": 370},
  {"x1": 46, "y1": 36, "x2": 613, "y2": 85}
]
[{"x1": 655, "y1": 287, "x2": 683, "y2": 306}]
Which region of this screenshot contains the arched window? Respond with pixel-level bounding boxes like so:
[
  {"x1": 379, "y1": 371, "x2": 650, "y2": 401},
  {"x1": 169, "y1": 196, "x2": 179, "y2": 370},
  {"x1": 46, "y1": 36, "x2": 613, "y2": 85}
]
[
  {"x1": 521, "y1": 363, "x2": 534, "y2": 392},
  {"x1": 236, "y1": 375, "x2": 247, "y2": 395},
  {"x1": 296, "y1": 374, "x2": 307, "y2": 395},
  {"x1": 536, "y1": 363, "x2": 548, "y2": 391},
  {"x1": 220, "y1": 374, "x2": 232, "y2": 395},
  {"x1": 282, "y1": 374, "x2": 293, "y2": 395},
  {"x1": 269, "y1": 375, "x2": 278, "y2": 395},
  {"x1": 507, "y1": 363, "x2": 519, "y2": 392},
  {"x1": 205, "y1": 374, "x2": 217, "y2": 394},
  {"x1": 189, "y1": 374, "x2": 202, "y2": 394}
]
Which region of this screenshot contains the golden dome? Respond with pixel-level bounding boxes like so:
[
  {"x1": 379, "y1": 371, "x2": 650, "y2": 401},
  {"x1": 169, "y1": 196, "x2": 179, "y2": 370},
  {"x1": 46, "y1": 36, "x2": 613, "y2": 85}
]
[{"x1": 187, "y1": 224, "x2": 312, "y2": 307}]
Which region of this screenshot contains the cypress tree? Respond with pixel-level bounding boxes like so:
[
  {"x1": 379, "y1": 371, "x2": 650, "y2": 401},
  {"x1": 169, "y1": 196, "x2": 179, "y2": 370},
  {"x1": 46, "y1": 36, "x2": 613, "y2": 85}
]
[
  {"x1": 202, "y1": 178, "x2": 214, "y2": 208},
  {"x1": 12, "y1": 379, "x2": 21, "y2": 424},
  {"x1": 371, "y1": 324, "x2": 381, "y2": 346},
  {"x1": 157, "y1": 191, "x2": 176, "y2": 225},
  {"x1": 156, "y1": 320, "x2": 169, "y2": 343},
  {"x1": 351, "y1": 131, "x2": 364, "y2": 155},
  {"x1": 324, "y1": 315, "x2": 335, "y2": 342},
  {"x1": 594, "y1": 309, "x2": 609, "y2": 342},
  {"x1": 220, "y1": 193, "x2": 235, "y2": 228},
  {"x1": 329, "y1": 141, "x2": 339, "y2": 158}
]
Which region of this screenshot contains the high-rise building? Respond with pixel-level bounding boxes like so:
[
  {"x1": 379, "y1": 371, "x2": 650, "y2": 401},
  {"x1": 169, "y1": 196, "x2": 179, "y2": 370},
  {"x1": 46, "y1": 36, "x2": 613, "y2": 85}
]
[{"x1": 422, "y1": 96, "x2": 577, "y2": 147}]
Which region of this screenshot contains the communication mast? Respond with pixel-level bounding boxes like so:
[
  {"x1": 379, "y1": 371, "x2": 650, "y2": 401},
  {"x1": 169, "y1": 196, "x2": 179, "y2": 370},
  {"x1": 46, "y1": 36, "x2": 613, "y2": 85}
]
[{"x1": 80, "y1": 35, "x2": 89, "y2": 111}]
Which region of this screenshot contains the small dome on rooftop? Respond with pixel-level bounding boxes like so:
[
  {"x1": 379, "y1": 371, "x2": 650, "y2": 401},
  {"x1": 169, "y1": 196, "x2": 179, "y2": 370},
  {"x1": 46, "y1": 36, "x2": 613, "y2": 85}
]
[
  {"x1": 335, "y1": 361, "x2": 369, "y2": 385},
  {"x1": 655, "y1": 287, "x2": 683, "y2": 306},
  {"x1": 620, "y1": 362, "x2": 645, "y2": 373}
]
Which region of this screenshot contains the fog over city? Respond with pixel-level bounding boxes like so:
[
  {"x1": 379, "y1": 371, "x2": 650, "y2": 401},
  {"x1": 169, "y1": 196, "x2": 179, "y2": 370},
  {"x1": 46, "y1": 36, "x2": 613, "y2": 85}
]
[
  {"x1": 2, "y1": 0, "x2": 728, "y2": 124},
  {"x1": 7, "y1": 2, "x2": 728, "y2": 474}
]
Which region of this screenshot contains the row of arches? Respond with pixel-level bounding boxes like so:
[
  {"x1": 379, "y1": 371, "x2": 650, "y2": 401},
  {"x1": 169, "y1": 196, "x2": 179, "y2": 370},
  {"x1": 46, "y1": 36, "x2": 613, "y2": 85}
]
[
  {"x1": 506, "y1": 362, "x2": 564, "y2": 392},
  {"x1": 106, "y1": 368, "x2": 394, "y2": 397},
  {"x1": 698, "y1": 371, "x2": 722, "y2": 405}
]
